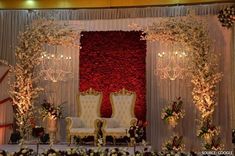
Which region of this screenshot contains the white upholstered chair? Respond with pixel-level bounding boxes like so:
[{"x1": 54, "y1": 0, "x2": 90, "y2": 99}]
[
  {"x1": 102, "y1": 88, "x2": 137, "y2": 144},
  {"x1": 66, "y1": 88, "x2": 102, "y2": 144}
]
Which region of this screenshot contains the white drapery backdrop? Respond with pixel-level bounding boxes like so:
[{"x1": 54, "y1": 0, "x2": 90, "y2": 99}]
[
  {"x1": 38, "y1": 45, "x2": 79, "y2": 141},
  {"x1": 0, "y1": 3, "x2": 234, "y2": 151}
]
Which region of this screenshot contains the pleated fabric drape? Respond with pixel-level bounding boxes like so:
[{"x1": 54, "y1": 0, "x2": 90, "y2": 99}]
[
  {"x1": 0, "y1": 3, "x2": 233, "y2": 150},
  {"x1": 0, "y1": 3, "x2": 232, "y2": 64}
]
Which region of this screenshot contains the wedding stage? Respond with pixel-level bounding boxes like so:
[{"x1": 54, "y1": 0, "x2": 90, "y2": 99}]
[{"x1": 0, "y1": 0, "x2": 235, "y2": 155}]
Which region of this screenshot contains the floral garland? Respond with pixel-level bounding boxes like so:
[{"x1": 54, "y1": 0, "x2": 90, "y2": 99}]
[
  {"x1": 218, "y1": 5, "x2": 235, "y2": 28},
  {"x1": 131, "y1": 13, "x2": 223, "y2": 150},
  {"x1": 161, "y1": 97, "x2": 185, "y2": 128},
  {"x1": 162, "y1": 135, "x2": 185, "y2": 153},
  {"x1": 40, "y1": 100, "x2": 63, "y2": 120},
  {"x1": 1, "y1": 19, "x2": 80, "y2": 145}
]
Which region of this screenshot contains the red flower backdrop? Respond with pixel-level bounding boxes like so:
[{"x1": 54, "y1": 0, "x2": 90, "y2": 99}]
[{"x1": 79, "y1": 31, "x2": 146, "y2": 120}]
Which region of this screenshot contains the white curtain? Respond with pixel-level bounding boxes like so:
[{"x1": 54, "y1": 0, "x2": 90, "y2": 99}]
[
  {"x1": 0, "y1": 66, "x2": 13, "y2": 144},
  {"x1": 0, "y1": 3, "x2": 233, "y2": 150},
  {"x1": 0, "y1": 3, "x2": 232, "y2": 64}
]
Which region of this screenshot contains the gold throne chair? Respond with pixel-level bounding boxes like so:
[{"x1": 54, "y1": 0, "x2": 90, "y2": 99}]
[
  {"x1": 102, "y1": 88, "x2": 137, "y2": 144},
  {"x1": 66, "y1": 88, "x2": 102, "y2": 144}
]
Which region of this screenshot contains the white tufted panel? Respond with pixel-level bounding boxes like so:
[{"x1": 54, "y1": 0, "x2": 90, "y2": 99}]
[
  {"x1": 111, "y1": 94, "x2": 135, "y2": 128},
  {"x1": 79, "y1": 94, "x2": 101, "y2": 128}
]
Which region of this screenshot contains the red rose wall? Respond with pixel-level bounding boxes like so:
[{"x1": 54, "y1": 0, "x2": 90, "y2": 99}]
[{"x1": 79, "y1": 31, "x2": 146, "y2": 120}]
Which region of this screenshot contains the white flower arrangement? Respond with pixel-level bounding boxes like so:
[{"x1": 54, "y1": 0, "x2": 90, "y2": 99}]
[
  {"x1": 161, "y1": 97, "x2": 185, "y2": 128},
  {"x1": 162, "y1": 135, "x2": 185, "y2": 153},
  {"x1": 12, "y1": 147, "x2": 35, "y2": 156}
]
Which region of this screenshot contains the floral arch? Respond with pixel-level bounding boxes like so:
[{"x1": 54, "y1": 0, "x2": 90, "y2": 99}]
[
  {"x1": 132, "y1": 14, "x2": 223, "y2": 150},
  {"x1": 2, "y1": 20, "x2": 80, "y2": 144}
]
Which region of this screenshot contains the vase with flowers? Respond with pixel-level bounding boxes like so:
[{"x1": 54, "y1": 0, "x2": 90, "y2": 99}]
[
  {"x1": 40, "y1": 100, "x2": 63, "y2": 144},
  {"x1": 161, "y1": 97, "x2": 185, "y2": 128},
  {"x1": 162, "y1": 135, "x2": 185, "y2": 153},
  {"x1": 127, "y1": 120, "x2": 148, "y2": 147}
]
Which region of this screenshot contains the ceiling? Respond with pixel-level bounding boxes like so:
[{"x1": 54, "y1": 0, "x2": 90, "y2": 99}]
[{"x1": 0, "y1": 0, "x2": 233, "y2": 9}]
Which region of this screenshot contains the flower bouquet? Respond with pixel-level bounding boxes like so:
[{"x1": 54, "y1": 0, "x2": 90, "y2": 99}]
[
  {"x1": 203, "y1": 136, "x2": 224, "y2": 151},
  {"x1": 58, "y1": 148, "x2": 79, "y2": 156},
  {"x1": 161, "y1": 97, "x2": 185, "y2": 128},
  {"x1": 158, "y1": 151, "x2": 187, "y2": 156},
  {"x1": 127, "y1": 120, "x2": 148, "y2": 145},
  {"x1": 162, "y1": 135, "x2": 185, "y2": 153},
  {"x1": 12, "y1": 147, "x2": 35, "y2": 156},
  {"x1": 0, "y1": 150, "x2": 7, "y2": 156},
  {"x1": 41, "y1": 148, "x2": 60, "y2": 156},
  {"x1": 108, "y1": 148, "x2": 129, "y2": 156},
  {"x1": 40, "y1": 100, "x2": 63, "y2": 120},
  {"x1": 218, "y1": 5, "x2": 235, "y2": 28},
  {"x1": 197, "y1": 119, "x2": 220, "y2": 143}
]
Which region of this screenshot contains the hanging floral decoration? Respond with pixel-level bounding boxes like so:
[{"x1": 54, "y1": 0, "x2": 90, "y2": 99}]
[
  {"x1": 217, "y1": 5, "x2": 235, "y2": 28},
  {"x1": 130, "y1": 12, "x2": 223, "y2": 150},
  {"x1": 161, "y1": 97, "x2": 185, "y2": 128},
  {"x1": 1, "y1": 19, "x2": 80, "y2": 144},
  {"x1": 162, "y1": 135, "x2": 185, "y2": 153},
  {"x1": 204, "y1": 136, "x2": 224, "y2": 151},
  {"x1": 197, "y1": 119, "x2": 220, "y2": 142}
]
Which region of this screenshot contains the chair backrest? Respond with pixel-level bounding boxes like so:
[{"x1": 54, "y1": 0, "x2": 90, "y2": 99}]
[
  {"x1": 110, "y1": 88, "x2": 136, "y2": 128},
  {"x1": 78, "y1": 88, "x2": 102, "y2": 128}
]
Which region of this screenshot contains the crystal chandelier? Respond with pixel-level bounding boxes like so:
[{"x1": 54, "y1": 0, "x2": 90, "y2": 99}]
[
  {"x1": 40, "y1": 52, "x2": 72, "y2": 83},
  {"x1": 155, "y1": 43, "x2": 190, "y2": 81}
]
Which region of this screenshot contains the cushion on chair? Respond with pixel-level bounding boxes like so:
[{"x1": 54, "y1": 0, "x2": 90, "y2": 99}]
[
  {"x1": 104, "y1": 118, "x2": 119, "y2": 128},
  {"x1": 70, "y1": 117, "x2": 83, "y2": 128},
  {"x1": 105, "y1": 128, "x2": 127, "y2": 134},
  {"x1": 70, "y1": 128, "x2": 94, "y2": 134}
]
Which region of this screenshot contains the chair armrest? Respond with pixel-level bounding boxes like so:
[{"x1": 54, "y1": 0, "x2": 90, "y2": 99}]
[
  {"x1": 66, "y1": 117, "x2": 83, "y2": 130},
  {"x1": 130, "y1": 118, "x2": 138, "y2": 126}
]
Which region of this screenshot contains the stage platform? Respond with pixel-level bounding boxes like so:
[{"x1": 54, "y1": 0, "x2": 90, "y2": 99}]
[{"x1": 0, "y1": 144, "x2": 149, "y2": 154}]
